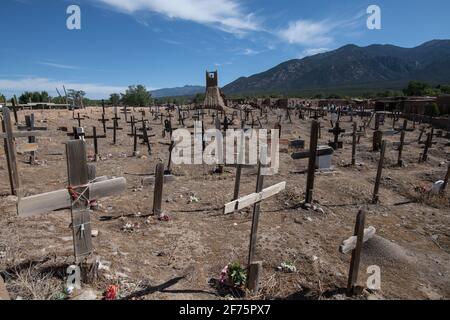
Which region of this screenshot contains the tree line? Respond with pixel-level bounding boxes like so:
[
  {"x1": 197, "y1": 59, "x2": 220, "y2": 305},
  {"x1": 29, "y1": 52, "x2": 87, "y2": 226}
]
[{"x1": 1, "y1": 81, "x2": 449, "y2": 107}]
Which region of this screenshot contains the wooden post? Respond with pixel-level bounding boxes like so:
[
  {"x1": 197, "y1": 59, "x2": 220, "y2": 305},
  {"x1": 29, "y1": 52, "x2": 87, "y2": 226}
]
[
  {"x1": 398, "y1": 120, "x2": 407, "y2": 167},
  {"x1": 351, "y1": 122, "x2": 357, "y2": 166},
  {"x1": 372, "y1": 141, "x2": 386, "y2": 204},
  {"x1": 142, "y1": 122, "x2": 152, "y2": 155},
  {"x1": 233, "y1": 122, "x2": 245, "y2": 200},
  {"x1": 133, "y1": 127, "x2": 138, "y2": 156},
  {"x1": 305, "y1": 120, "x2": 319, "y2": 205},
  {"x1": 421, "y1": 133, "x2": 432, "y2": 163},
  {"x1": 66, "y1": 140, "x2": 93, "y2": 263},
  {"x1": 2, "y1": 107, "x2": 20, "y2": 195},
  {"x1": 113, "y1": 118, "x2": 117, "y2": 144},
  {"x1": 418, "y1": 127, "x2": 425, "y2": 143},
  {"x1": 373, "y1": 130, "x2": 382, "y2": 152},
  {"x1": 247, "y1": 162, "x2": 264, "y2": 266},
  {"x1": 93, "y1": 126, "x2": 98, "y2": 161},
  {"x1": 152, "y1": 163, "x2": 165, "y2": 216},
  {"x1": 442, "y1": 162, "x2": 450, "y2": 192},
  {"x1": 247, "y1": 261, "x2": 262, "y2": 293},
  {"x1": 25, "y1": 114, "x2": 36, "y2": 164},
  {"x1": 347, "y1": 210, "x2": 366, "y2": 296},
  {"x1": 11, "y1": 97, "x2": 18, "y2": 124}
]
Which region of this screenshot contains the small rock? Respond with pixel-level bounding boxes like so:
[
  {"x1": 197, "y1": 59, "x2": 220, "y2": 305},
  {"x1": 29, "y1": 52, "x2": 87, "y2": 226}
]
[{"x1": 91, "y1": 230, "x2": 99, "y2": 237}]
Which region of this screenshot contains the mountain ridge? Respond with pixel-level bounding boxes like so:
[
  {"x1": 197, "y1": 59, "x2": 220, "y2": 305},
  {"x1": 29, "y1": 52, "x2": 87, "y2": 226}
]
[
  {"x1": 222, "y1": 40, "x2": 450, "y2": 96},
  {"x1": 151, "y1": 85, "x2": 205, "y2": 98}
]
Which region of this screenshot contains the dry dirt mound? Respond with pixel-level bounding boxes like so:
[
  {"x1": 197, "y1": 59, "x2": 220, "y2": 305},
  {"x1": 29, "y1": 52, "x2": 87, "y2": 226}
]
[{"x1": 361, "y1": 235, "x2": 416, "y2": 267}]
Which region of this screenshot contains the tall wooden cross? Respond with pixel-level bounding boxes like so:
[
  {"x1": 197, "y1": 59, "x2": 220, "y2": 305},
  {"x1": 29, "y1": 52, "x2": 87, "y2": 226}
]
[{"x1": 107, "y1": 117, "x2": 123, "y2": 144}]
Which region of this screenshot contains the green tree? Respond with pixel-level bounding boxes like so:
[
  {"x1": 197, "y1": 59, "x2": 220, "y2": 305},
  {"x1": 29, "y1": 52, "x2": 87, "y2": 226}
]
[
  {"x1": 121, "y1": 85, "x2": 152, "y2": 107},
  {"x1": 19, "y1": 91, "x2": 50, "y2": 103},
  {"x1": 327, "y1": 93, "x2": 342, "y2": 99},
  {"x1": 0, "y1": 93, "x2": 6, "y2": 103},
  {"x1": 193, "y1": 93, "x2": 205, "y2": 104},
  {"x1": 438, "y1": 85, "x2": 450, "y2": 94},
  {"x1": 402, "y1": 81, "x2": 440, "y2": 96},
  {"x1": 67, "y1": 90, "x2": 86, "y2": 106},
  {"x1": 109, "y1": 93, "x2": 121, "y2": 106},
  {"x1": 430, "y1": 103, "x2": 441, "y2": 116}
]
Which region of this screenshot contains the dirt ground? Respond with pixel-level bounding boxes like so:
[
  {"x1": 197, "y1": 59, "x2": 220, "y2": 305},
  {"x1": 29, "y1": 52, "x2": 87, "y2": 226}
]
[{"x1": 0, "y1": 106, "x2": 449, "y2": 300}]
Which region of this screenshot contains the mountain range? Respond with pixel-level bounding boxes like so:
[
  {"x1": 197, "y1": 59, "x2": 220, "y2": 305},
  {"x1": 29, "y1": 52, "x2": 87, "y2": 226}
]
[
  {"x1": 222, "y1": 40, "x2": 450, "y2": 96},
  {"x1": 150, "y1": 40, "x2": 450, "y2": 98},
  {"x1": 151, "y1": 85, "x2": 204, "y2": 98}
]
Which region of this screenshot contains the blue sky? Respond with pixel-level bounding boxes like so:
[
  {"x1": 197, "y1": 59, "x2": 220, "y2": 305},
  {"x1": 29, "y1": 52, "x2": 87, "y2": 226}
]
[{"x1": 1, "y1": 0, "x2": 449, "y2": 99}]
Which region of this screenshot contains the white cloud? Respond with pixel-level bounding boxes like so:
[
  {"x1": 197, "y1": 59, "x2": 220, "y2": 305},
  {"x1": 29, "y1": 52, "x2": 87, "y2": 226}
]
[
  {"x1": 302, "y1": 48, "x2": 331, "y2": 57},
  {"x1": 278, "y1": 11, "x2": 366, "y2": 46},
  {"x1": 38, "y1": 62, "x2": 80, "y2": 70},
  {"x1": 0, "y1": 77, "x2": 131, "y2": 98},
  {"x1": 278, "y1": 20, "x2": 332, "y2": 46},
  {"x1": 242, "y1": 48, "x2": 260, "y2": 56},
  {"x1": 96, "y1": 0, "x2": 261, "y2": 35}
]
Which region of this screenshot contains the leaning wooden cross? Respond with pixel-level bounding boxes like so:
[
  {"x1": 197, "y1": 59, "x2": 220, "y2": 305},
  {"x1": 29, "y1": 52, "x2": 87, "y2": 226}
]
[
  {"x1": 223, "y1": 163, "x2": 286, "y2": 293},
  {"x1": 17, "y1": 140, "x2": 127, "y2": 264},
  {"x1": 340, "y1": 209, "x2": 376, "y2": 296}
]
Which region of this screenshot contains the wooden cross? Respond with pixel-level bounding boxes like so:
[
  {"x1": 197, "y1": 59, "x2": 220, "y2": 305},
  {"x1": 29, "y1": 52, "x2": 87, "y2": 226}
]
[
  {"x1": 106, "y1": 117, "x2": 123, "y2": 144},
  {"x1": 222, "y1": 163, "x2": 286, "y2": 292},
  {"x1": 17, "y1": 140, "x2": 127, "y2": 264},
  {"x1": 342, "y1": 209, "x2": 372, "y2": 296},
  {"x1": 1, "y1": 107, "x2": 52, "y2": 195},
  {"x1": 126, "y1": 115, "x2": 141, "y2": 138},
  {"x1": 97, "y1": 113, "x2": 110, "y2": 135},
  {"x1": 328, "y1": 121, "x2": 345, "y2": 150},
  {"x1": 74, "y1": 113, "x2": 86, "y2": 127},
  {"x1": 18, "y1": 113, "x2": 46, "y2": 164},
  {"x1": 84, "y1": 127, "x2": 107, "y2": 161},
  {"x1": 120, "y1": 106, "x2": 131, "y2": 122}
]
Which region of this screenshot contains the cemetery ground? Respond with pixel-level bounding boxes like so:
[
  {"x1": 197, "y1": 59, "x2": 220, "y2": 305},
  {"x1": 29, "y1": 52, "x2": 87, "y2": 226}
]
[{"x1": 0, "y1": 107, "x2": 449, "y2": 300}]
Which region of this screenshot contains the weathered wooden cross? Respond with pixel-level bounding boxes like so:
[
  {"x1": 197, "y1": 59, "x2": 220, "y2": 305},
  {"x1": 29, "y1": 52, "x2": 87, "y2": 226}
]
[
  {"x1": 17, "y1": 113, "x2": 47, "y2": 164},
  {"x1": 17, "y1": 140, "x2": 127, "y2": 264},
  {"x1": 1, "y1": 107, "x2": 52, "y2": 195},
  {"x1": 340, "y1": 209, "x2": 376, "y2": 296},
  {"x1": 222, "y1": 163, "x2": 286, "y2": 292}
]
